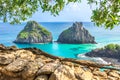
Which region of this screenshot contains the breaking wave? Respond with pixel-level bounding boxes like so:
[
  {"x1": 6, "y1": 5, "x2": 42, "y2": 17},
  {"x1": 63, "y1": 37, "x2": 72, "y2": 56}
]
[{"x1": 77, "y1": 54, "x2": 110, "y2": 65}]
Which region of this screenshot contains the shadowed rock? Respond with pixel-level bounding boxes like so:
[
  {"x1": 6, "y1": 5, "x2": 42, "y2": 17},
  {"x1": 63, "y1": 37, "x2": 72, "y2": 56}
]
[
  {"x1": 37, "y1": 62, "x2": 60, "y2": 75},
  {"x1": 57, "y1": 22, "x2": 96, "y2": 44},
  {"x1": 5, "y1": 58, "x2": 28, "y2": 72},
  {"x1": 0, "y1": 54, "x2": 15, "y2": 65},
  {"x1": 86, "y1": 44, "x2": 120, "y2": 65},
  {"x1": 35, "y1": 75, "x2": 48, "y2": 80}
]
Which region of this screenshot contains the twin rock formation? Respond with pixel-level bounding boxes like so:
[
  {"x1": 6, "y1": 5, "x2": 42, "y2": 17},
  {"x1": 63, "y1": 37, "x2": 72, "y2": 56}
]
[{"x1": 14, "y1": 21, "x2": 96, "y2": 44}]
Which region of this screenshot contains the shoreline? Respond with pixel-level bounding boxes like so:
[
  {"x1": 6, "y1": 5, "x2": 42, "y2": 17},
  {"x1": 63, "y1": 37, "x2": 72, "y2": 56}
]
[
  {"x1": 77, "y1": 54, "x2": 120, "y2": 69},
  {"x1": 0, "y1": 44, "x2": 120, "y2": 80},
  {"x1": 101, "y1": 57, "x2": 120, "y2": 67}
]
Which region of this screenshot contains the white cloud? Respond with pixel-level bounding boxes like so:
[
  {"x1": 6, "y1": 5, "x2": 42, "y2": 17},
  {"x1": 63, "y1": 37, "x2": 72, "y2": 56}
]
[{"x1": 28, "y1": 0, "x2": 92, "y2": 22}]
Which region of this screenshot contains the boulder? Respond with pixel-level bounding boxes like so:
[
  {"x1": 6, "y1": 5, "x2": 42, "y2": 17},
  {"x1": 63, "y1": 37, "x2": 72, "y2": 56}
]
[
  {"x1": 15, "y1": 50, "x2": 36, "y2": 60},
  {"x1": 93, "y1": 71, "x2": 107, "y2": 78},
  {"x1": 49, "y1": 65, "x2": 77, "y2": 80},
  {"x1": 80, "y1": 71, "x2": 93, "y2": 80},
  {"x1": 22, "y1": 61, "x2": 39, "y2": 79},
  {"x1": 14, "y1": 21, "x2": 52, "y2": 43},
  {"x1": 0, "y1": 54, "x2": 15, "y2": 65},
  {"x1": 57, "y1": 22, "x2": 96, "y2": 44},
  {"x1": 74, "y1": 66, "x2": 85, "y2": 79},
  {"x1": 108, "y1": 71, "x2": 119, "y2": 78},
  {"x1": 37, "y1": 62, "x2": 60, "y2": 75},
  {"x1": 35, "y1": 75, "x2": 48, "y2": 80},
  {"x1": 5, "y1": 58, "x2": 28, "y2": 72},
  {"x1": 0, "y1": 44, "x2": 6, "y2": 50}
]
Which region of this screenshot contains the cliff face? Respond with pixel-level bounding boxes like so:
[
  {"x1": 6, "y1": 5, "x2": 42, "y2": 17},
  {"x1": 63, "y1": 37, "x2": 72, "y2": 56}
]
[
  {"x1": 57, "y1": 22, "x2": 96, "y2": 44},
  {"x1": 14, "y1": 21, "x2": 52, "y2": 43},
  {"x1": 0, "y1": 44, "x2": 119, "y2": 80}
]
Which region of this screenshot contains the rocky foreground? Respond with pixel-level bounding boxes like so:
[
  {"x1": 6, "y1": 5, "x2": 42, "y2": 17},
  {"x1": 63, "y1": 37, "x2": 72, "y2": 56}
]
[{"x1": 0, "y1": 44, "x2": 120, "y2": 80}]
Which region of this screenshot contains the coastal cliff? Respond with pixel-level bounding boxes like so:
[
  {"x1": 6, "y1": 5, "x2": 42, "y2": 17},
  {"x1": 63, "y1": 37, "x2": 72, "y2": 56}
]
[
  {"x1": 0, "y1": 44, "x2": 119, "y2": 80},
  {"x1": 57, "y1": 22, "x2": 96, "y2": 44},
  {"x1": 86, "y1": 44, "x2": 120, "y2": 65},
  {"x1": 14, "y1": 21, "x2": 52, "y2": 43}
]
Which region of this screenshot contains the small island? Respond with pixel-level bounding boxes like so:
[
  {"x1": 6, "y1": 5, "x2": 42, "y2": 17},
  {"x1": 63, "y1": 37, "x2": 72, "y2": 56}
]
[
  {"x1": 14, "y1": 21, "x2": 52, "y2": 43},
  {"x1": 57, "y1": 22, "x2": 96, "y2": 44},
  {"x1": 86, "y1": 44, "x2": 120, "y2": 65}
]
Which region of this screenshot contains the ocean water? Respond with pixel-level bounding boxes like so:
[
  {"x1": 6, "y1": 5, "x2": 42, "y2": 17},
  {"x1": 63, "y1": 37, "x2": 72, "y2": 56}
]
[{"x1": 0, "y1": 22, "x2": 120, "y2": 60}]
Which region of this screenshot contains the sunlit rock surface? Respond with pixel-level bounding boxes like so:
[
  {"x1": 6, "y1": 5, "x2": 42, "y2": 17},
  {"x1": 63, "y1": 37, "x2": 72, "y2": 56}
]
[{"x1": 0, "y1": 44, "x2": 119, "y2": 80}]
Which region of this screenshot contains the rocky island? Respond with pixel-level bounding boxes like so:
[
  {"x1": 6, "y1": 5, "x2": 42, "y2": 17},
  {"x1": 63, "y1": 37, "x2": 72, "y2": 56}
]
[
  {"x1": 0, "y1": 44, "x2": 119, "y2": 80},
  {"x1": 86, "y1": 44, "x2": 120, "y2": 65},
  {"x1": 14, "y1": 21, "x2": 52, "y2": 43},
  {"x1": 57, "y1": 22, "x2": 96, "y2": 44}
]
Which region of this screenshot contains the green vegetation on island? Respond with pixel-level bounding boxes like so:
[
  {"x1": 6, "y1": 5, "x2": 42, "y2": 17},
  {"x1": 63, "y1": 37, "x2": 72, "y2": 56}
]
[
  {"x1": 19, "y1": 31, "x2": 29, "y2": 39},
  {"x1": 104, "y1": 44, "x2": 120, "y2": 52},
  {"x1": 14, "y1": 21, "x2": 52, "y2": 43},
  {"x1": 86, "y1": 44, "x2": 120, "y2": 65},
  {"x1": 19, "y1": 21, "x2": 51, "y2": 39}
]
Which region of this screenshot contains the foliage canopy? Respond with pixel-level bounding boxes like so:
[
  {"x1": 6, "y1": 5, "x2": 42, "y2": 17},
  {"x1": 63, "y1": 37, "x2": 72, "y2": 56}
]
[
  {"x1": 0, "y1": 0, "x2": 120, "y2": 29},
  {"x1": 104, "y1": 44, "x2": 120, "y2": 51}
]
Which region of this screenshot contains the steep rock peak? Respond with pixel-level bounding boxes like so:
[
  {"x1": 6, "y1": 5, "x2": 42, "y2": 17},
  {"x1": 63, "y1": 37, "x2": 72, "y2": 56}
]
[
  {"x1": 73, "y1": 22, "x2": 83, "y2": 28},
  {"x1": 24, "y1": 21, "x2": 40, "y2": 30},
  {"x1": 57, "y1": 22, "x2": 96, "y2": 44},
  {"x1": 14, "y1": 21, "x2": 52, "y2": 43}
]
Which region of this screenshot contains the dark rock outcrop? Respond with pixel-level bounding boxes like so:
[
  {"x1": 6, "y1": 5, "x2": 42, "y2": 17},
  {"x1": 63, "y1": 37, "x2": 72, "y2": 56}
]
[
  {"x1": 57, "y1": 22, "x2": 96, "y2": 44},
  {"x1": 0, "y1": 44, "x2": 119, "y2": 80},
  {"x1": 14, "y1": 21, "x2": 52, "y2": 43},
  {"x1": 85, "y1": 44, "x2": 120, "y2": 65}
]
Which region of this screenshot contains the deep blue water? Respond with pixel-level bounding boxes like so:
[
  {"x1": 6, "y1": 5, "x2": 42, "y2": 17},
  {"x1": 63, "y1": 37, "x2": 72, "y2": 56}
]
[{"x1": 0, "y1": 22, "x2": 120, "y2": 59}]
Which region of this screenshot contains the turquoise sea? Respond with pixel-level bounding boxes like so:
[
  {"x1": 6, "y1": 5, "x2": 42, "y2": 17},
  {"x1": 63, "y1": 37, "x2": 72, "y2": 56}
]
[{"x1": 0, "y1": 22, "x2": 120, "y2": 61}]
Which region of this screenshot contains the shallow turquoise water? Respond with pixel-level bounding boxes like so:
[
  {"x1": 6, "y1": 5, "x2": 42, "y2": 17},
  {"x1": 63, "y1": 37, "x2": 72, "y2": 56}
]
[
  {"x1": 16, "y1": 43, "x2": 97, "y2": 58},
  {"x1": 0, "y1": 22, "x2": 120, "y2": 59}
]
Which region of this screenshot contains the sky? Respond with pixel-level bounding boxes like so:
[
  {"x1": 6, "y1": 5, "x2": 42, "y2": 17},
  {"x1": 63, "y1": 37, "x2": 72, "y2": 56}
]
[{"x1": 29, "y1": 0, "x2": 93, "y2": 22}]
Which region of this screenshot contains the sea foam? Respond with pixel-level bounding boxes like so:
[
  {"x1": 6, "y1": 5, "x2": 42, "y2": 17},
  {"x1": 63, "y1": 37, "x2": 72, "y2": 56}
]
[{"x1": 77, "y1": 54, "x2": 110, "y2": 64}]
